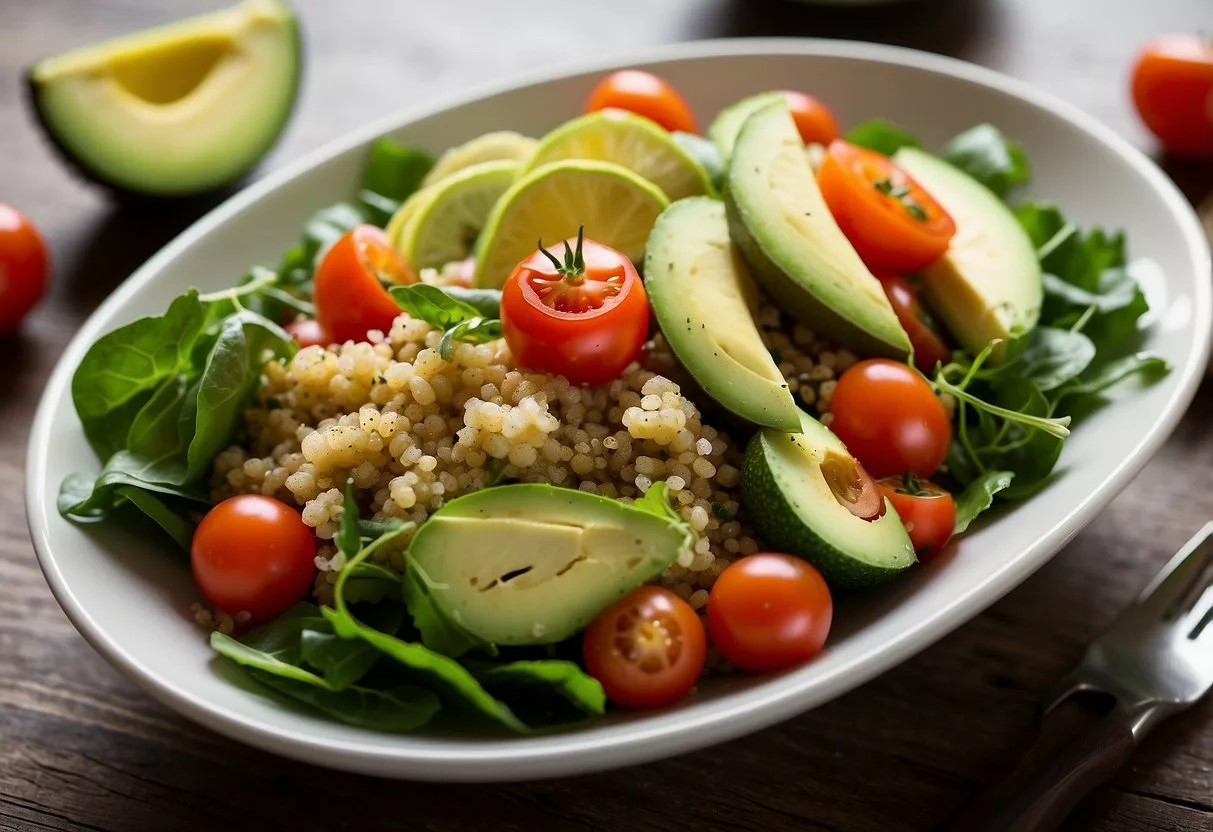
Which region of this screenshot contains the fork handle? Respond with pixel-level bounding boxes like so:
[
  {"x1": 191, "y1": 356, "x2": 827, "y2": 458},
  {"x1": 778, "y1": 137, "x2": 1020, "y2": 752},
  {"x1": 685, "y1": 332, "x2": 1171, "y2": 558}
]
[{"x1": 947, "y1": 697, "x2": 1140, "y2": 831}]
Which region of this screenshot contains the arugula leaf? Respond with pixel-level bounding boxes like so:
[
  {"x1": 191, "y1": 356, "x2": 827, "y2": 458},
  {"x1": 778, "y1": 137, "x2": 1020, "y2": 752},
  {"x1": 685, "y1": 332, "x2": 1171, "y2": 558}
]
[
  {"x1": 390, "y1": 284, "x2": 484, "y2": 328},
  {"x1": 301, "y1": 629, "x2": 381, "y2": 691},
  {"x1": 1053, "y1": 353, "x2": 1170, "y2": 417},
  {"x1": 336, "y1": 480, "x2": 362, "y2": 559},
  {"x1": 342, "y1": 562, "x2": 403, "y2": 605},
  {"x1": 232, "y1": 603, "x2": 331, "y2": 666},
  {"x1": 402, "y1": 567, "x2": 487, "y2": 658},
  {"x1": 437, "y1": 318, "x2": 502, "y2": 360},
  {"x1": 941, "y1": 124, "x2": 1029, "y2": 197},
  {"x1": 844, "y1": 119, "x2": 922, "y2": 156},
  {"x1": 952, "y1": 471, "x2": 1014, "y2": 534}
]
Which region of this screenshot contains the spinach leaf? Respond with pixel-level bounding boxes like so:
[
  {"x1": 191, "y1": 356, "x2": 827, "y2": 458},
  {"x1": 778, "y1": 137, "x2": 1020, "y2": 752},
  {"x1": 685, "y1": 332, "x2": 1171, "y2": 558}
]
[
  {"x1": 237, "y1": 603, "x2": 330, "y2": 665},
  {"x1": 940, "y1": 124, "x2": 1029, "y2": 197},
  {"x1": 1005, "y1": 327, "x2": 1097, "y2": 392},
  {"x1": 58, "y1": 451, "x2": 209, "y2": 519},
  {"x1": 1053, "y1": 353, "x2": 1170, "y2": 417},
  {"x1": 301, "y1": 631, "x2": 382, "y2": 691},
  {"x1": 401, "y1": 567, "x2": 486, "y2": 658},
  {"x1": 844, "y1": 119, "x2": 922, "y2": 156},
  {"x1": 980, "y1": 379, "x2": 1066, "y2": 499},
  {"x1": 951, "y1": 471, "x2": 1014, "y2": 534},
  {"x1": 439, "y1": 287, "x2": 502, "y2": 319},
  {"x1": 343, "y1": 562, "x2": 402, "y2": 605},
  {"x1": 113, "y1": 486, "x2": 196, "y2": 551},
  {"x1": 358, "y1": 138, "x2": 435, "y2": 226},
  {"x1": 471, "y1": 660, "x2": 605, "y2": 725},
  {"x1": 390, "y1": 284, "x2": 484, "y2": 329},
  {"x1": 212, "y1": 630, "x2": 439, "y2": 731}
]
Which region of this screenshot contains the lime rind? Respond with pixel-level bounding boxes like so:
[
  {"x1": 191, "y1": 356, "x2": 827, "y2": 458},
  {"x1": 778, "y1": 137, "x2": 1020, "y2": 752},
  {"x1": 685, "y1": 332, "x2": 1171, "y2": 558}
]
[
  {"x1": 526, "y1": 109, "x2": 710, "y2": 202},
  {"x1": 397, "y1": 159, "x2": 520, "y2": 271},
  {"x1": 473, "y1": 159, "x2": 670, "y2": 289},
  {"x1": 422, "y1": 131, "x2": 537, "y2": 188}
]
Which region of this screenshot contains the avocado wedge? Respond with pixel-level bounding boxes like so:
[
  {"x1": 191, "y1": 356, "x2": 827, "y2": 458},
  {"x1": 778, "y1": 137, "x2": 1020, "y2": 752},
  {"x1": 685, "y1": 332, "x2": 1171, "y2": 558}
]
[
  {"x1": 27, "y1": 0, "x2": 300, "y2": 197},
  {"x1": 743, "y1": 411, "x2": 915, "y2": 589},
  {"x1": 894, "y1": 147, "x2": 1042, "y2": 361},
  {"x1": 406, "y1": 483, "x2": 693, "y2": 646},
  {"x1": 646, "y1": 197, "x2": 800, "y2": 432},
  {"x1": 726, "y1": 101, "x2": 911, "y2": 358}
]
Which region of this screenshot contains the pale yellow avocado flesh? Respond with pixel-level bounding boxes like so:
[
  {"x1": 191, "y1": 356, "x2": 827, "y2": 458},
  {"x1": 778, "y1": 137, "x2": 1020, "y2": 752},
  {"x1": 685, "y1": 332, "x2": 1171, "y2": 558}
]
[
  {"x1": 894, "y1": 147, "x2": 1042, "y2": 361},
  {"x1": 29, "y1": 0, "x2": 299, "y2": 195}
]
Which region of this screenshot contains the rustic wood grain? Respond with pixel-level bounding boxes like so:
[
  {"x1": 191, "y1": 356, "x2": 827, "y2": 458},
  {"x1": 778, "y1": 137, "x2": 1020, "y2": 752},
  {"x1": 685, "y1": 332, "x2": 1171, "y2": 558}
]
[{"x1": 2, "y1": 1, "x2": 1212, "y2": 830}]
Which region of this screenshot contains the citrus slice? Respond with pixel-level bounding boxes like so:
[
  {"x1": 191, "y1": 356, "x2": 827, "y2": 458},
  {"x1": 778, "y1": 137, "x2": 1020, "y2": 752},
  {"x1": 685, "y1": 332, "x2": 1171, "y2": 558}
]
[
  {"x1": 395, "y1": 160, "x2": 520, "y2": 271},
  {"x1": 526, "y1": 110, "x2": 711, "y2": 202},
  {"x1": 384, "y1": 186, "x2": 429, "y2": 247},
  {"x1": 421, "y1": 131, "x2": 537, "y2": 188},
  {"x1": 473, "y1": 160, "x2": 669, "y2": 289}
]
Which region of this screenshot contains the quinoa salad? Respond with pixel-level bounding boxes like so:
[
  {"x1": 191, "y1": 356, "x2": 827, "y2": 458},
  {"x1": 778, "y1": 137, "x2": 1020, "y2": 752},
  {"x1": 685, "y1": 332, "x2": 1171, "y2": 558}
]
[{"x1": 62, "y1": 71, "x2": 1165, "y2": 733}]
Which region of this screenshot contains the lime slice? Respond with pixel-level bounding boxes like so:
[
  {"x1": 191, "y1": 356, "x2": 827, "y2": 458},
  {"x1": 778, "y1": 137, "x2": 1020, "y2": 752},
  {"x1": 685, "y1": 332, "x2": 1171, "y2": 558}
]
[
  {"x1": 395, "y1": 160, "x2": 520, "y2": 271},
  {"x1": 422, "y1": 131, "x2": 537, "y2": 188},
  {"x1": 385, "y1": 186, "x2": 429, "y2": 247},
  {"x1": 474, "y1": 160, "x2": 669, "y2": 289},
  {"x1": 526, "y1": 110, "x2": 711, "y2": 202}
]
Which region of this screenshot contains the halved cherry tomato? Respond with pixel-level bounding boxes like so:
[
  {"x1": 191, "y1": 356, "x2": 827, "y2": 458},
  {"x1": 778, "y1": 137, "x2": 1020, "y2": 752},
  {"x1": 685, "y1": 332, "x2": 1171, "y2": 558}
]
[
  {"x1": 0, "y1": 203, "x2": 50, "y2": 332},
  {"x1": 781, "y1": 91, "x2": 839, "y2": 146},
  {"x1": 500, "y1": 227, "x2": 649, "y2": 385},
  {"x1": 877, "y1": 274, "x2": 952, "y2": 375},
  {"x1": 285, "y1": 317, "x2": 329, "y2": 349},
  {"x1": 877, "y1": 476, "x2": 956, "y2": 561},
  {"x1": 583, "y1": 586, "x2": 706, "y2": 708},
  {"x1": 707, "y1": 553, "x2": 833, "y2": 672},
  {"x1": 828, "y1": 358, "x2": 952, "y2": 479},
  {"x1": 191, "y1": 495, "x2": 317, "y2": 626},
  {"x1": 313, "y1": 225, "x2": 416, "y2": 344},
  {"x1": 1131, "y1": 34, "x2": 1213, "y2": 159},
  {"x1": 817, "y1": 141, "x2": 956, "y2": 272},
  {"x1": 585, "y1": 70, "x2": 698, "y2": 133}
]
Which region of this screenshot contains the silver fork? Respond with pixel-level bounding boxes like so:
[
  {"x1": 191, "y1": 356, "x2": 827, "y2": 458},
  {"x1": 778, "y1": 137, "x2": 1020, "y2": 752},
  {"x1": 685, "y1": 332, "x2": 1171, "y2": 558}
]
[{"x1": 950, "y1": 523, "x2": 1213, "y2": 831}]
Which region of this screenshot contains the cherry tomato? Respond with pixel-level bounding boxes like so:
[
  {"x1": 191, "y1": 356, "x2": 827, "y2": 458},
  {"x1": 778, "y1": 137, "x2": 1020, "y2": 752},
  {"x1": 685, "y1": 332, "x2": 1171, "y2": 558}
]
[
  {"x1": 817, "y1": 141, "x2": 956, "y2": 272},
  {"x1": 313, "y1": 225, "x2": 416, "y2": 344},
  {"x1": 583, "y1": 585, "x2": 706, "y2": 708},
  {"x1": 1131, "y1": 34, "x2": 1213, "y2": 159},
  {"x1": 585, "y1": 70, "x2": 698, "y2": 133},
  {"x1": 877, "y1": 274, "x2": 952, "y2": 375},
  {"x1": 877, "y1": 476, "x2": 956, "y2": 561},
  {"x1": 707, "y1": 554, "x2": 833, "y2": 672},
  {"x1": 0, "y1": 203, "x2": 50, "y2": 332},
  {"x1": 191, "y1": 495, "x2": 317, "y2": 625},
  {"x1": 285, "y1": 317, "x2": 329, "y2": 349},
  {"x1": 781, "y1": 91, "x2": 840, "y2": 146},
  {"x1": 500, "y1": 227, "x2": 649, "y2": 385},
  {"x1": 827, "y1": 358, "x2": 952, "y2": 479}
]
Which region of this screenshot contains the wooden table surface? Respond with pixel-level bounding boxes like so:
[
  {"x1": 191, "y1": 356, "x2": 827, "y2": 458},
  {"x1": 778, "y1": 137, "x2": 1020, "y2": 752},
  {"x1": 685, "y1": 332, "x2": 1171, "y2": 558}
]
[{"x1": 3, "y1": 1, "x2": 1213, "y2": 830}]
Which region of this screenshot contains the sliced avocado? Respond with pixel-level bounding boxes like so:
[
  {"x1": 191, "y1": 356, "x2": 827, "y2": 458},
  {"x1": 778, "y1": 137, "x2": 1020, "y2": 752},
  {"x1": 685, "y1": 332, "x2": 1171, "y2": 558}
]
[
  {"x1": 725, "y1": 102, "x2": 911, "y2": 358},
  {"x1": 708, "y1": 92, "x2": 783, "y2": 162},
  {"x1": 742, "y1": 411, "x2": 915, "y2": 589},
  {"x1": 406, "y1": 483, "x2": 693, "y2": 646},
  {"x1": 894, "y1": 147, "x2": 1042, "y2": 361},
  {"x1": 645, "y1": 197, "x2": 799, "y2": 432},
  {"x1": 27, "y1": 0, "x2": 300, "y2": 197}
]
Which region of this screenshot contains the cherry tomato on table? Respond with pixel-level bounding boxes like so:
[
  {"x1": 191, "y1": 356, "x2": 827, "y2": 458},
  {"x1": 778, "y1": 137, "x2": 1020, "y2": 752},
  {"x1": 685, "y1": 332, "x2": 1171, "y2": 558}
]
[
  {"x1": 191, "y1": 495, "x2": 317, "y2": 626},
  {"x1": 707, "y1": 553, "x2": 833, "y2": 672},
  {"x1": 827, "y1": 358, "x2": 952, "y2": 479},
  {"x1": 583, "y1": 586, "x2": 707, "y2": 708},
  {"x1": 877, "y1": 476, "x2": 956, "y2": 561},
  {"x1": 500, "y1": 227, "x2": 650, "y2": 386},
  {"x1": 285, "y1": 317, "x2": 329, "y2": 349},
  {"x1": 313, "y1": 224, "x2": 416, "y2": 344},
  {"x1": 780, "y1": 91, "x2": 840, "y2": 146},
  {"x1": 817, "y1": 140, "x2": 956, "y2": 273},
  {"x1": 1131, "y1": 34, "x2": 1213, "y2": 159},
  {"x1": 0, "y1": 203, "x2": 50, "y2": 332},
  {"x1": 876, "y1": 273, "x2": 952, "y2": 375},
  {"x1": 585, "y1": 70, "x2": 698, "y2": 133}
]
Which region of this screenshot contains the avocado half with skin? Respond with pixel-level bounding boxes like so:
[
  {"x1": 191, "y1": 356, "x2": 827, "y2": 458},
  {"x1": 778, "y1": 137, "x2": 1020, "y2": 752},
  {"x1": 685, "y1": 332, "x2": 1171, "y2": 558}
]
[
  {"x1": 27, "y1": 0, "x2": 301, "y2": 197},
  {"x1": 743, "y1": 410, "x2": 915, "y2": 589},
  {"x1": 725, "y1": 101, "x2": 911, "y2": 359}
]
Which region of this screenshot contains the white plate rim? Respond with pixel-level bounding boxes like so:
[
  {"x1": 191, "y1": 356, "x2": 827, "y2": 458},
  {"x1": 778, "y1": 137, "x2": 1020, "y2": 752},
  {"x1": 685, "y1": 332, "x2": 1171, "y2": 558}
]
[{"x1": 24, "y1": 37, "x2": 1213, "y2": 780}]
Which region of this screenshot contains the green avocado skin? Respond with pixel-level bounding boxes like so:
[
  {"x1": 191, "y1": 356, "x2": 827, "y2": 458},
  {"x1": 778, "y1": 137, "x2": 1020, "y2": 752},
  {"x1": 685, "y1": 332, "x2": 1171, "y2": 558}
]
[
  {"x1": 723, "y1": 185, "x2": 908, "y2": 361},
  {"x1": 741, "y1": 431, "x2": 916, "y2": 591},
  {"x1": 24, "y1": 13, "x2": 303, "y2": 200}
]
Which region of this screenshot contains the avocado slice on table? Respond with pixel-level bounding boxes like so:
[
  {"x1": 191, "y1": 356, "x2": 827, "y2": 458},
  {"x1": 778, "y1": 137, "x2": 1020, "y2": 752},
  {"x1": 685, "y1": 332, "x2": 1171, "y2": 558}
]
[
  {"x1": 725, "y1": 101, "x2": 911, "y2": 359},
  {"x1": 894, "y1": 147, "x2": 1042, "y2": 361},
  {"x1": 743, "y1": 411, "x2": 915, "y2": 589},
  {"x1": 645, "y1": 197, "x2": 800, "y2": 433},
  {"x1": 407, "y1": 484, "x2": 694, "y2": 646},
  {"x1": 26, "y1": 0, "x2": 300, "y2": 197}
]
